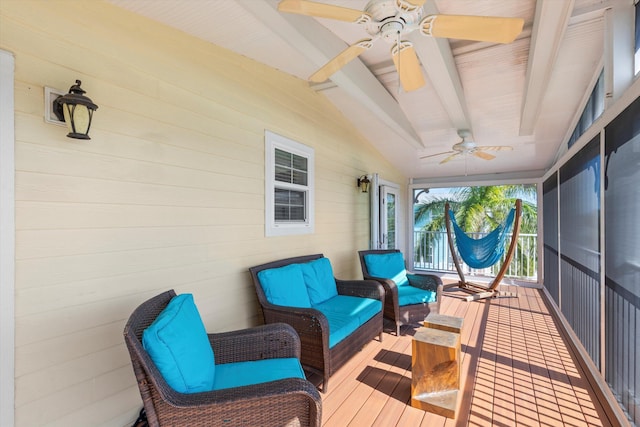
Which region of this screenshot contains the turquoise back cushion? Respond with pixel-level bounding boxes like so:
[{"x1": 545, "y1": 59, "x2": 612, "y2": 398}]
[
  {"x1": 142, "y1": 294, "x2": 215, "y2": 393},
  {"x1": 364, "y1": 252, "x2": 409, "y2": 287},
  {"x1": 300, "y1": 258, "x2": 338, "y2": 305},
  {"x1": 257, "y1": 264, "x2": 311, "y2": 308}
]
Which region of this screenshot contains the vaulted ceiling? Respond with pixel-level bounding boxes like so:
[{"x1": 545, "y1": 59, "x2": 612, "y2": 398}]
[{"x1": 107, "y1": 0, "x2": 609, "y2": 179}]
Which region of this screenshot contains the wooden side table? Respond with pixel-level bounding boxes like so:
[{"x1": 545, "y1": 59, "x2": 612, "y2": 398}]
[
  {"x1": 411, "y1": 327, "x2": 461, "y2": 418},
  {"x1": 424, "y1": 313, "x2": 464, "y2": 334}
]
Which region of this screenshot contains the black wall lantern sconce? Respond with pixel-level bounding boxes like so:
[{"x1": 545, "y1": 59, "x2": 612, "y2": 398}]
[
  {"x1": 357, "y1": 175, "x2": 370, "y2": 193},
  {"x1": 53, "y1": 80, "x2": 98, "y2": 140}
]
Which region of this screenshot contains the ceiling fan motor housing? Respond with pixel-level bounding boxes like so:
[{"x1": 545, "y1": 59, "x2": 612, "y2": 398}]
[
  {"x1": 364, "y1": 0, "x2": 423, "y2": 43},
  {"x1": 454, "y1": 130, "x2": 476, "y2": 152},
  {"x1": 453, "y1": 140, "x2": 478, "y2": 153}
]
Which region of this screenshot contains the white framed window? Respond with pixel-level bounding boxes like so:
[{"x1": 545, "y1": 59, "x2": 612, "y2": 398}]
[{"x1": 265, "y1": 130, "x2": 314, "y2": 236}]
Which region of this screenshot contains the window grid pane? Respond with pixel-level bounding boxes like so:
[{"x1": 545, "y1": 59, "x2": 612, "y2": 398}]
[
  {"x1": 274, "y1": 188, "x2": 306, "y2": 222},
  {"x1": 274, "y1": 149, "x2": 308, "y2": 185}
]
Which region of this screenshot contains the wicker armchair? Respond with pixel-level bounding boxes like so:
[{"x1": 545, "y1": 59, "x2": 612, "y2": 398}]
[
  {"x1": 249, "y1": 254, "x2": 384, "y2": 393},
  {"x1": 359, "y1": 249, "x2": 443, "y2": 336},
  {"x1": 123, "y1": 290, "x2": 322, "y2": 427}
]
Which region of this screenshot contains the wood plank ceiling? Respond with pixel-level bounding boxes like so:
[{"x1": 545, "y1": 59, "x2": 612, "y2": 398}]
[{"x1": 107, "y1": 0, "x2": 608, "y2": 180}]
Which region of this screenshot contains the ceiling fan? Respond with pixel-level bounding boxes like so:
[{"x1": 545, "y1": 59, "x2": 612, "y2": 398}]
[
  {"x1": 420, "y1": 130, "x2": 513, "y2": 164},
  {"x1": 277, "y1": 0, "x2": 524, "y2": 92}
]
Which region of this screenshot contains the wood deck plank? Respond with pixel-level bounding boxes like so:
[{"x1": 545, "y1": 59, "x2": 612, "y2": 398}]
[
  {"x1": 347, "y1": 336, "x2": 413, "y2": 426},
  {"x1": 325, "y1": 336, "x2": 409, "y2": 426},
  {"x1": 318, "y1": 284, "x2": 615, "y2": 427},
  {"x1": 320, "y1": 337, "x2": 386, "y2": 420}
]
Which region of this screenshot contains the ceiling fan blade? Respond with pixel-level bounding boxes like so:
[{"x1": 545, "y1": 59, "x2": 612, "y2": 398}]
[
  {"x1": 440, "y1": 153, "x2": 460, "y2": 164},
  {"x1": 309, "y1": 39, "x2": 373, "y2": 82},
  {"x1": 422, "y1": 15, "x2": 524, "y2": 44},
  {"x1": 278, "y1": 0, "x2": 370, "y2": 23},
  {"x1": 477, "y1": 145, "x2": 513, "y2": 151},
  {"x1": 473, "y1": 151, "x2": 496, "y2": 160},
  {"x1": 420, "y1": 150, "x2": 455, "y2": 159},
  {"x1": 391, "y1": 42, "x2": 425, "y2": 92}
]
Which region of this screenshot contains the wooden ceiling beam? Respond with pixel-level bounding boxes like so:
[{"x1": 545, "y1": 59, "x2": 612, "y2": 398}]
[
  {"x1": 409, "y1": 2, "x2": 472, "y2": 134},
  {"x1": 242, "y1": 0, "x2": 424, "y2": 148},
  {"x1": 519, "y1": 0, "x2": 575, "y2": 135}
]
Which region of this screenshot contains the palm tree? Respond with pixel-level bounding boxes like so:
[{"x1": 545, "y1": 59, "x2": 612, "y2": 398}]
[{"x1": 414, "y1": 185, "x2": 537, "y2": 276}]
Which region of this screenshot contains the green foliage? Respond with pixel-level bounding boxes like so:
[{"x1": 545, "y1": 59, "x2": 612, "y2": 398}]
[
  {"x1": 413, "y1": 185, "x2": 538, "y2": 277},
  {"x1": 414, "y1": 185, "x2": 537, "y2": 233}
]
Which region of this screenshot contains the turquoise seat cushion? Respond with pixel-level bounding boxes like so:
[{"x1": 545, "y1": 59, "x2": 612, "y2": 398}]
[
  {"x1": 398, "y1": 286, "x2": 437, "y2": 306},
  {"x1": 314, "y1": 295, "x2": 382, "y2": 348},
  {"x1": 257, "y1": 264, "x2": 311, "y2": 308},
  {"x1": 364, "y1": 252, "x2": 409, "y2": 287},
  {"x1": 212, "y1": 358, "x2": 305, "y2": 390},
  {"x1": 142, "y1": 294, "x2": 215, "y2": 393},
  {"x1": 300, "y1": 257, "x2": 338, "y2": 305}
]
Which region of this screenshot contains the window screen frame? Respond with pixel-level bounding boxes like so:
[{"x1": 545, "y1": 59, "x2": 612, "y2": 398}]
[
  {"x1": 635, "y1": 0, "x2": 639, "y2": 75},
  {"x1": 264, "y1": 130, "x2": 315, "y2": 236}
]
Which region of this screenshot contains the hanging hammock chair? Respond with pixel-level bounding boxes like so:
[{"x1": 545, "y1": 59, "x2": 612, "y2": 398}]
[{"x1": 444, "y1": 199, "x2": 522, "y2": 301}]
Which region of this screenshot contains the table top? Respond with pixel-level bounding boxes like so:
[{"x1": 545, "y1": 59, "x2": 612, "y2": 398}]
[
  {"x1": 424, "y1": 313, "x2": 464, "y2": 333},
  {"x1": 414, "y1": 327, "x2": 460, "y2": 347}
]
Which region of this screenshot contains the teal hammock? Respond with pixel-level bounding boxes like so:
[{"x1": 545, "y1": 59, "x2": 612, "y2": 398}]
[{"x1": 448, "y1": 208, "x2": 516, "y2": 269}]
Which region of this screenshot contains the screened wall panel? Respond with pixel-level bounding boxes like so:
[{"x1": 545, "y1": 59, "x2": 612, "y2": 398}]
[
  {"x1": 559, "y1": 136, "x2": 601, "y2": 367},
  {"x1": 543, "y1": 172, "x2": 559, "y2": 302},
  {"x1": 604, "y1": 96, "x2": 640, "y2": 425}
]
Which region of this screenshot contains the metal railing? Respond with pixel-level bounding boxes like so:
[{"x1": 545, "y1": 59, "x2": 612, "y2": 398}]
[
  {"x1": 605, "y1": 272, "x2": 640, "y2": 426},
  {"x1": 413, "y1": 230, "x2": 538, "y2": 281}
]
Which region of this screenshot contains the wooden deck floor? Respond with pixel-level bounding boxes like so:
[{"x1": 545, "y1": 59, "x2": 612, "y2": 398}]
[{"x1": 308, "y1": 285, "x2": 614, "y2": 427}]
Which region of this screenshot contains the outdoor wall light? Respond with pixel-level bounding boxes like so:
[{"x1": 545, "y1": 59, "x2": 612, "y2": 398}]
[
  {"x1": 53, "y1": 80, "x2": 98, "y2": 140},
  {"x1": 357, "y1": 175, "x2": 370, "y2": 193}
]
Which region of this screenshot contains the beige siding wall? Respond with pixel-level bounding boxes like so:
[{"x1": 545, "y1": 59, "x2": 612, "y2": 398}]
[{"x1": 0, "y1": 1, "x2": 406, "y2": 425}]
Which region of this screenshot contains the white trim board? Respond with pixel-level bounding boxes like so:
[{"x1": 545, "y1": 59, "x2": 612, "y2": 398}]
[{"x1": 0, "y1": 48, "x2": 15, "y2": 427}]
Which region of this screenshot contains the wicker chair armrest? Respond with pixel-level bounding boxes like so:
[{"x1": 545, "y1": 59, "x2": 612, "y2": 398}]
[
  {"x1": 406, "y1": 273, "x2": 443, "y2": 292},
  {"x1": 210, "y1": 323, "x2": 301, "y2": 364},
  {"x1": 335, "y1": 279, "x2": 384, "y2": 301},
  {"x1": 365, "y1": 276, "x2": 398, "y2": 292},
  {"x1": 157, "y1": 376, "x2": 322, "y2": 420}
]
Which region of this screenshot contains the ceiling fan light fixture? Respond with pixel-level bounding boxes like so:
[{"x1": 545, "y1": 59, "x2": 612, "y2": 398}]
[{"x1": 380, "y1": 20, "x2": 404, "y2": 42}]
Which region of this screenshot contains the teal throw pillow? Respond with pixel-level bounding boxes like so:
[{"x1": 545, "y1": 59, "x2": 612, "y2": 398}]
[
  {"x1": 300, "y1": 257, "x2": 338, "y2": 305},
  {"x1": 257, "y1": 264, "x2": 311, "y2": 307},
  {"x1": 142, "y1": 294, "x2": 215, "y2": 393},
  {"x1": 364, "y1": 252, "x2": 409, "y2": 287}
]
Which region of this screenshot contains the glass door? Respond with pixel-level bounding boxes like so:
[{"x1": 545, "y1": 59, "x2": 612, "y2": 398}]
[{"x1": 379, "y1": 185, "x2": 398, "y2": 249}]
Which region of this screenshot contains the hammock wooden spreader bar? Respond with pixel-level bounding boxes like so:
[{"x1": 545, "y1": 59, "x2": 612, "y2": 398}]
[{"x1": 443, "y1": 199, "x2": 522, "y2": 302}]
